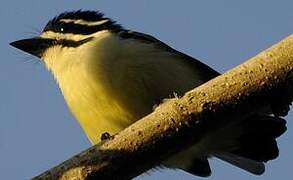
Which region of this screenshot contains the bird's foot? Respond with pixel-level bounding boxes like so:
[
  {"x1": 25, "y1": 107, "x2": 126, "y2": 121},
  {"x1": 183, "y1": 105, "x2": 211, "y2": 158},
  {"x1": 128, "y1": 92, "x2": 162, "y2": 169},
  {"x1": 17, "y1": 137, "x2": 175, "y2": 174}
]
[{"x1": 100, "y1": 132, "x2": 113, "y2": 141}]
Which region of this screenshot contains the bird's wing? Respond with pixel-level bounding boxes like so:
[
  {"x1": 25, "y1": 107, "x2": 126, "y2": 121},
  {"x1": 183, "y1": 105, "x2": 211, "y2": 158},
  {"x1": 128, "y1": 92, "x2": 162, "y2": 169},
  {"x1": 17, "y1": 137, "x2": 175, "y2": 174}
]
[{"x1": 118, "y1": 30, "x2": 220, "y2": 81}]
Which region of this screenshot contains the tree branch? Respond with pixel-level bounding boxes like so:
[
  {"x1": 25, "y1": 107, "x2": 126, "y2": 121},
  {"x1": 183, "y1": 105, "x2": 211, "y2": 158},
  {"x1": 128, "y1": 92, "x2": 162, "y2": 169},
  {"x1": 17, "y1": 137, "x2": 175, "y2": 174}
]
[{"x1": 33, "y1": 35, "x2": 293, "y2": 180}]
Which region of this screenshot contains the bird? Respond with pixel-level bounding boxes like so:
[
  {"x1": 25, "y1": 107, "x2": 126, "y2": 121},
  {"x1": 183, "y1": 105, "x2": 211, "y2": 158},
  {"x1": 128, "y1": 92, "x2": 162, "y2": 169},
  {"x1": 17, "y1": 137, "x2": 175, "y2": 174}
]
[{"x1": 10, "y1": 10, "x2": 287, "y2": 177}]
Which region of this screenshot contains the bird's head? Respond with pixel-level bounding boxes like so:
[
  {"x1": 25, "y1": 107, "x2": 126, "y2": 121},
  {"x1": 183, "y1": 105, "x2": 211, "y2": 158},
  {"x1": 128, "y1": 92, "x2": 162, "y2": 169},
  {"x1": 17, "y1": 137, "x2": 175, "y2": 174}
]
[{"x1": 10, "y1": 10, "x2": 122, "y2": 70}]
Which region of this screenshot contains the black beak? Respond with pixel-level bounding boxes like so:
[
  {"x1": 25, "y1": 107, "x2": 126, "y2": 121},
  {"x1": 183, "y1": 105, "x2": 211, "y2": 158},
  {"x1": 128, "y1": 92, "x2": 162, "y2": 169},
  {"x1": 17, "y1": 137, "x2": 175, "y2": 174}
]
[{"x1": 10, "y1": 38, "x2": 54, "y2": 58}]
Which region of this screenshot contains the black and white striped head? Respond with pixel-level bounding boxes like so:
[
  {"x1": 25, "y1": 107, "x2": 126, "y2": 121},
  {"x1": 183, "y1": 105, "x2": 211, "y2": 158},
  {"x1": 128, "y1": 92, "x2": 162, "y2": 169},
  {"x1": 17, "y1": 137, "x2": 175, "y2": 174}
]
[
  {"x1": 10, "y1": 10, "x2": 122, "y2": 58},
  {"x1": 43, "y1": 10, "x2": 122, "y2": 36}
]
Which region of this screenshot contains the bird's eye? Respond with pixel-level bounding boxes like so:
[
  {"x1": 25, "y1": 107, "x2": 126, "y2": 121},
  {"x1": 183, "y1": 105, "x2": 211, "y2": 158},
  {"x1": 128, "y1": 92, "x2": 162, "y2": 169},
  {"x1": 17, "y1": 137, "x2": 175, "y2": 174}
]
[{"x1": 57, "y1": 23, "x2": 65, "y2": 32}]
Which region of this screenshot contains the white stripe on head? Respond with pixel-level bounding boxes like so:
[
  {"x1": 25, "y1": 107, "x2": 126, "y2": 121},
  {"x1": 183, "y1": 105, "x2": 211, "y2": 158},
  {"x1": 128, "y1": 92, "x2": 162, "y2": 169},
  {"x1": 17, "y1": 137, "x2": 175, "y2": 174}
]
[
  {"x1": 40, "y1": 29, "x2": 111, "y2": 43},
  {"x1": 59, "y1": 19, "x2": 110, "y2": 26}
]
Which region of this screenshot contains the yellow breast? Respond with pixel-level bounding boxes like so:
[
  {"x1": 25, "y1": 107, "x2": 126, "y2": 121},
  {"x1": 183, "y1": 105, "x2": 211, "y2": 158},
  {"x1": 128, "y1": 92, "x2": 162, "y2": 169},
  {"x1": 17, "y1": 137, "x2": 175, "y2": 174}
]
[{"x1": 44, "y1": 31, "x2": 204, "y2": 144}]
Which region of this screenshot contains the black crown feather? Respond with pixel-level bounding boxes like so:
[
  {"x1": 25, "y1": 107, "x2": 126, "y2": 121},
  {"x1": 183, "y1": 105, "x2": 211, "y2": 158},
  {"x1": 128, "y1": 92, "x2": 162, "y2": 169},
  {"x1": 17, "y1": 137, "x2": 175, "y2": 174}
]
[
  {"x1": 43, "y1": 10, "x2": 122, "y2": 35},
  {"x1": 53, "y1": 10, "x2": 105, "y2": 22}
]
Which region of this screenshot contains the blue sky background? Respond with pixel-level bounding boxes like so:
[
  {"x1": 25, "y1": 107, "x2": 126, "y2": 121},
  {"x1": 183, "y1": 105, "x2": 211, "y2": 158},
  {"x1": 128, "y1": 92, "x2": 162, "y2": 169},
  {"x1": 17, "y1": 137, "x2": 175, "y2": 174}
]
[{"x1": 1, "y1": 1, "x2": 292, "y2": 179}]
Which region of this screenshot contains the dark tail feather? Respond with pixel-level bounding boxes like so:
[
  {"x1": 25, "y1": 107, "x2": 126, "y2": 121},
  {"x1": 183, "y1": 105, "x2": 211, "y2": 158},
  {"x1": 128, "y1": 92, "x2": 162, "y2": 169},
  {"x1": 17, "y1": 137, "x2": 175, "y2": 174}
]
[
  {"x1": 185, "y1": 159, "x2": 211, "y2": 177},
  {"x1": 213, "y1": 114, "x2": 287, "y2": 175},
  {"x1": 231, "y1": 115, "x2": 286, "y2": 162},
  {"x1": 185, "y1": 114, "x2": 286, "y2": 177},
  {"x1": 169, "y1": 114, "x2": 286, "y2": 177},
  {"x1": 215, "y1": 153, "x2": 265, "y2": 175}
]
